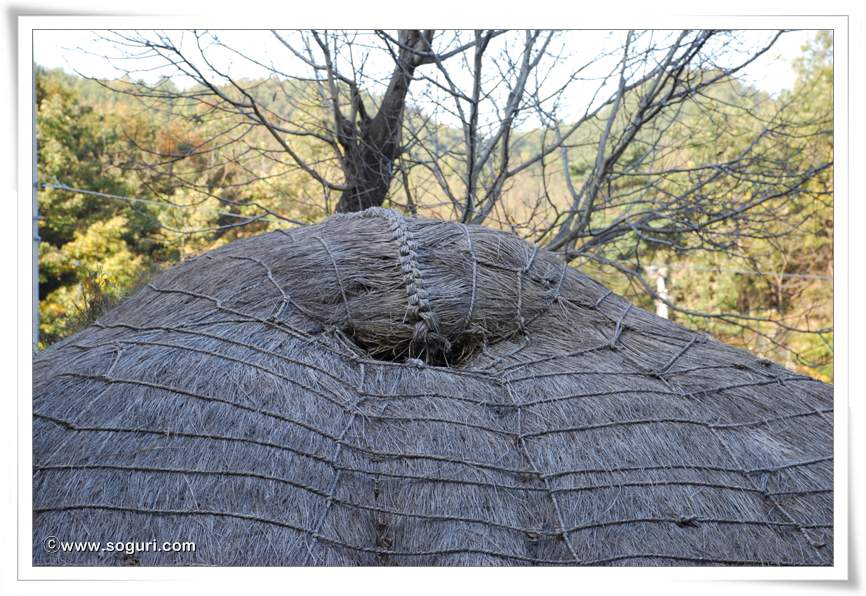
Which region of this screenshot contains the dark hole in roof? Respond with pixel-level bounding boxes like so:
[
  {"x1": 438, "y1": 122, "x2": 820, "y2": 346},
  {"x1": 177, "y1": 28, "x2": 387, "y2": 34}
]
[{"x1": 345, "y1": 321, "x2": 489, "y2": 367}]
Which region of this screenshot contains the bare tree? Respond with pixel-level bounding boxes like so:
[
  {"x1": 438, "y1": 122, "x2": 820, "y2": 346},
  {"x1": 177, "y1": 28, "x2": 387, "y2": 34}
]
[{"x1": 93, "y1": 29, "x2": 513, "y2": 213}]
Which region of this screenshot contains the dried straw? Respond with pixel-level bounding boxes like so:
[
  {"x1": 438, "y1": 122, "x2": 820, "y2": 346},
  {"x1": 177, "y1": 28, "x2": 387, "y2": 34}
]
[{"x1": 33, "y1": 208, "x2": 833, "y2": 566}]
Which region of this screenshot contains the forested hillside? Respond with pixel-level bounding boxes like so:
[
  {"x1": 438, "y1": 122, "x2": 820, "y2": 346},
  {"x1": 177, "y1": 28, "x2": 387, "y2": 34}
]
[{"x1": 35, "y1": 31, "x2": 833, "y2": 380}]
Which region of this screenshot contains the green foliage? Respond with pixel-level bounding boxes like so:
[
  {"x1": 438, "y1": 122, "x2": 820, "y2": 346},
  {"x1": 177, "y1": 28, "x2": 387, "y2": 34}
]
[
  {"x1": 36, "y1": 67, "x2": 329, "y2": 345},
  {"x1": 37, "y1": 69, "x2": 159, "y2": 343}
]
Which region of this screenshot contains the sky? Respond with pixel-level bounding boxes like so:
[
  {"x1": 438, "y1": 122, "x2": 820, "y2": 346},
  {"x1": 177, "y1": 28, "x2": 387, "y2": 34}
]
[
  {"x1": 32, "y1": 29, "x2": 821, "y2": 129},
  {"x1": 34, "y1": 29, "x2": 818, "y2": 92}
]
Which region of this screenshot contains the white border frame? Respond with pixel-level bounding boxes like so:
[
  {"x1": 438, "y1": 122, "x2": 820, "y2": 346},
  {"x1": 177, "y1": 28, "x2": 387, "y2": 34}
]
[{"x1": 15, "y1": 13, "x2": 851, "y2": 586}]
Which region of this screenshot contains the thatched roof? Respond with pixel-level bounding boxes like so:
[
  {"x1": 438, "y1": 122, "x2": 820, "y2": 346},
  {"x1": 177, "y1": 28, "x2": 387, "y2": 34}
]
[{"x1": 33, "y1": 208, "x2": 833, "y2": 566}]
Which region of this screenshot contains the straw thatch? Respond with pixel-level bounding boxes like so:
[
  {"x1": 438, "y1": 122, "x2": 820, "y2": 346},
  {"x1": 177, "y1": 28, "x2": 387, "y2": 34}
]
[{"x1": 33, "y1": 208, "x2": 833, "y2": 566}]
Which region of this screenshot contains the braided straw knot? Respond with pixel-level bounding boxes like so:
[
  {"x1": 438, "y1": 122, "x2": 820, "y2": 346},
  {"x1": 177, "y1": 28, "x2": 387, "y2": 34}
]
[
  {"x1": 383, "y1": 210, "x2": 450, "y2": 357},
  {"x1": 342, "y1": 206, "x2": 559, "y2": 364}
]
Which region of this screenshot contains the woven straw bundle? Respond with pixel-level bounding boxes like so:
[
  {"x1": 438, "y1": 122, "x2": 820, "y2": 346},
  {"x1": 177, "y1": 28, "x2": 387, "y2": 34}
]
[{"x1": 33, "y1": 209, "x2": 833, "y2": 566}]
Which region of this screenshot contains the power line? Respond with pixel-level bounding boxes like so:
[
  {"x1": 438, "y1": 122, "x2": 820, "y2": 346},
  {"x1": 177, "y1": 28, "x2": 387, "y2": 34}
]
[
  {"x1": 38, "y1": 182, "x2": 834, "y2": 280},
  {"x1": 38, "y1": 181, "x2": 313, "y2": 235},
  {"x1": 40, "y1": 182, "x2": 258, "y2": 220}
]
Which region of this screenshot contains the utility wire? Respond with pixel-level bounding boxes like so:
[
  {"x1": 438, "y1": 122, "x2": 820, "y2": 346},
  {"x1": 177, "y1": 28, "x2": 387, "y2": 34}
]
[
  {"x1": 39, "y1": 183, "x2": 833, "y2": 280},
  {"x1": 41, "y1": 182, "x2": 259, "y2": 220},
  {"x1": 38, "y1": 181, "x2": 309, "y2": 234}
]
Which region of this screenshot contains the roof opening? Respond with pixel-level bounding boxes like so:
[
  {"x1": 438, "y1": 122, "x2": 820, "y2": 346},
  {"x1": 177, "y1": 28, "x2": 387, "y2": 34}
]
[{"x1": 345, "y1": 323, "x2": 486, "y2": 368}]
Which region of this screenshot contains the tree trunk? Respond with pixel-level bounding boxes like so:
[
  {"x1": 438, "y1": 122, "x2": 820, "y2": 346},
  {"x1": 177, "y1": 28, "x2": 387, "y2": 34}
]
[
  {"x1": 335, "y1": 123, "x2": 399, "y2": 213},
  {"x1": 334, "y1": 30, "x2": 433, "y2": 213}
]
